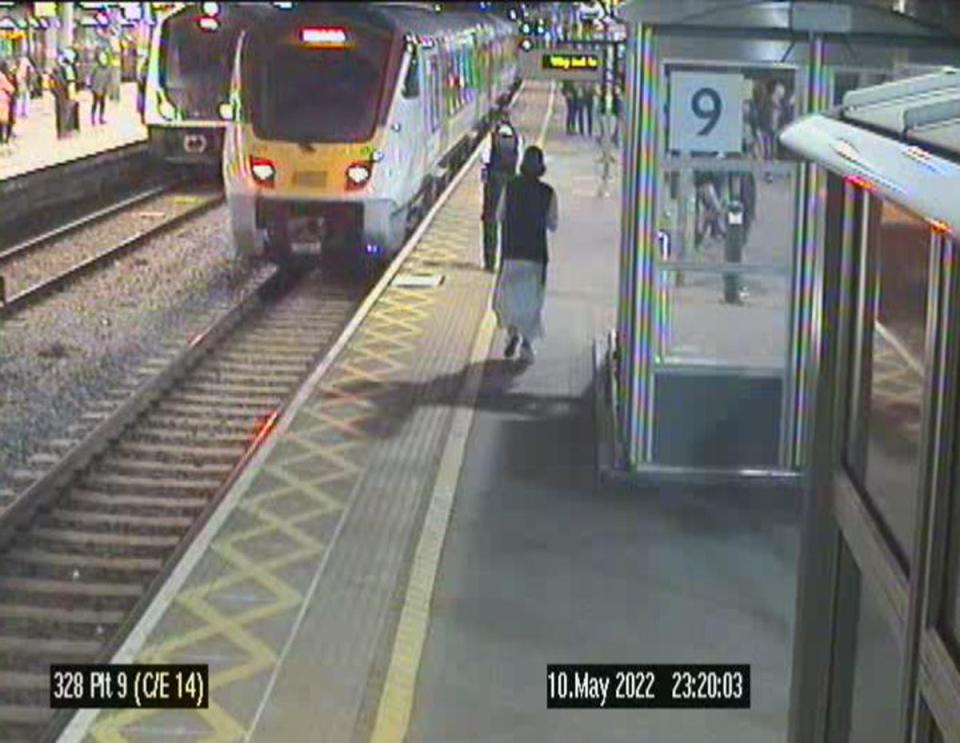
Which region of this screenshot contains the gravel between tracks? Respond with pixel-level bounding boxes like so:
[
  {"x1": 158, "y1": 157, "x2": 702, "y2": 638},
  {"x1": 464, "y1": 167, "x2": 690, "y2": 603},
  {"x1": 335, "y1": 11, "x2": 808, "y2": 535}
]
[
  {"x1": 0, "y1": 204, "x2": 270, "y2": 495},
  {"x1": 0, "y1": 189, "x2": 218, "y2": 297}
]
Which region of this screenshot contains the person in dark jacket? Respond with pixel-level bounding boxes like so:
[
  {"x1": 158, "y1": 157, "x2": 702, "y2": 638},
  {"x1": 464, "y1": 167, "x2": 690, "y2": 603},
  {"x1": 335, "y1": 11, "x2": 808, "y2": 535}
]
[
  {"x1": 578, "y1": 83, "x2": 594, "y2": 137},
  {"x1": 89, "y1": 50, "x2": 111, "y2": 125},
  {"x1": 492, "y1": 146, "x2": 559, "y2": 362},
  {"x1": 562, "y1": 80, "x2": 577, "y2": 135},
  {"x1": 481, "y1": 112, "x2": 523, "y2": 271}
]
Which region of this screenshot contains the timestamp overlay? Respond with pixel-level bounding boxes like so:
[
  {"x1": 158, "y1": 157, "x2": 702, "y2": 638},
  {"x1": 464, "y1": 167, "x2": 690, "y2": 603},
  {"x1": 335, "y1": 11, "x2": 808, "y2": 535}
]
[{"x1": 546, "y1": 664, "x2": 750, "y2": 709}]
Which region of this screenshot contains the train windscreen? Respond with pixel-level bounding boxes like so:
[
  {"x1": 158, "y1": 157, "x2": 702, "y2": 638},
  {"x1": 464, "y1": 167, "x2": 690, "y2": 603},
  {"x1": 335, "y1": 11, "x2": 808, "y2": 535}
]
[
  {"x1": 253, "y1": 28, "x2": 392, "y2": 143},
  {"x1": 159, "y1": 13, "x2": 244, "y2": 119}
]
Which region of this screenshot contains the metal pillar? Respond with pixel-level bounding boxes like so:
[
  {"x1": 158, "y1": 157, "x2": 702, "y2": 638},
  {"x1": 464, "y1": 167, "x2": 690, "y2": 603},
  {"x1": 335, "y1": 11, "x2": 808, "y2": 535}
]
[{"x1": 57, "y1": 1, "x2": 73, "y2": 53}]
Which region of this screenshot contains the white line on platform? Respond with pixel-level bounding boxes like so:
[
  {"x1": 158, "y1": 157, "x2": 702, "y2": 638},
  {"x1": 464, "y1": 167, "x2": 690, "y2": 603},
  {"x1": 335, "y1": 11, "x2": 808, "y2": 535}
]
[{"x1": 56, "y1": 83, "x2": 524, "y2": 743}]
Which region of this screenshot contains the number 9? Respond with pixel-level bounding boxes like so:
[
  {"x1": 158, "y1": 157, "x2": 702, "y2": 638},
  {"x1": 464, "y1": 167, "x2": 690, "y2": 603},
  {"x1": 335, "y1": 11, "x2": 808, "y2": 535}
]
[{"x1": 692, "y1": 87, "x2": 722, "y2": 136}]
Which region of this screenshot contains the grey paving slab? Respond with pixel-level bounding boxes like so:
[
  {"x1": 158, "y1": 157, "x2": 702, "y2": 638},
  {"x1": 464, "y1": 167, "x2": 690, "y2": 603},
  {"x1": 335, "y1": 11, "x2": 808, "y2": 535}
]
[{"x1": 406, "y1": 82, "x2": 800, "y2": 743}]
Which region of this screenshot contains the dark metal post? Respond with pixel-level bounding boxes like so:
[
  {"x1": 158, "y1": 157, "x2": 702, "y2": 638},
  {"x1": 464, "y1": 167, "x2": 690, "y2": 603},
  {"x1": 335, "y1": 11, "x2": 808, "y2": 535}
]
[{"x1": 723, "y1": 200, "x2": 744, "y2": 304}]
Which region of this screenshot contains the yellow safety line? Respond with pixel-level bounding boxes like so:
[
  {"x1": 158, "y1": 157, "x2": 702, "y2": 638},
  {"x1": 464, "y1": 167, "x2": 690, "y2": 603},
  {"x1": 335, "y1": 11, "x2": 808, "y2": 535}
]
[
  {"x1": 537, "y1": 81, "x2": 557, "y2": 148},
  {"x1": 369, "y1": 81, "x2": 556, "y2": 743}
]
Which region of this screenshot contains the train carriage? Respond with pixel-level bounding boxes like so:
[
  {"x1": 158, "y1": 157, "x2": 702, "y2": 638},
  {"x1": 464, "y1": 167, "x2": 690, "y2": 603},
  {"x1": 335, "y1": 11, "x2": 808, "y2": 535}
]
[
  {"x1": 144, "y1": 2, "x2": 272, "y2": 165},
  {"x1": 221, "y1": 2, "x2": 518, "y2": 269}
]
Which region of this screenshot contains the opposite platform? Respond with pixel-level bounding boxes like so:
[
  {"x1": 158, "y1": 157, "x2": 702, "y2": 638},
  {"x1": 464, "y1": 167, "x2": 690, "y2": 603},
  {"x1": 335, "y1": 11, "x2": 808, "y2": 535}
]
[{"x1": 0, "y1": 82, "x2": 144, "y2": 182}]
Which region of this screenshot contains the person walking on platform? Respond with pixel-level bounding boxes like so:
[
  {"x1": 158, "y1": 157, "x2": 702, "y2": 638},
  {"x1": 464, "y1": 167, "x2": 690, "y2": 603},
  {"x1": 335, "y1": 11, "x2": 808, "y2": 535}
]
[
  {"x1": 481, "y1": 112, "x2": 523, "y2": 272},
  {"x1": 14, "y1": 54, "x2": 33, "y2": 119},
  {"x1": 493, "y1": 146, "x2": 559, "y2": 363},
  {"x1": 89, "y1": 51, "x2": 111, "y2": 126},
  {"x1": 562, "y1": 80, "x2": 577, "y2": 135}
]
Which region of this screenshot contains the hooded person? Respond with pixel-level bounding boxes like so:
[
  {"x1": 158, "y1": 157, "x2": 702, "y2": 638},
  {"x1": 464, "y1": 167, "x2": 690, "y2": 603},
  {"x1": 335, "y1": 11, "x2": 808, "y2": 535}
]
[{"x1": 492, "y1": 145, "x2": 559, "y2": 362}]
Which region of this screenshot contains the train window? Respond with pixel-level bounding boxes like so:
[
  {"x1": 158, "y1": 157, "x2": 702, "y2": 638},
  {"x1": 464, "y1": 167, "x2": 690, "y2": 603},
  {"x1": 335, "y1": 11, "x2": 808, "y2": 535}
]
[
  {"x1": 402, "y1": 47, "x2": 420, "y2": 99},
  {"x1": 253, "y1": 31, "x2": 391, "y2": 143},
  {"x1": 160, "y1": 12, "x2": 243, "y2": 118}
]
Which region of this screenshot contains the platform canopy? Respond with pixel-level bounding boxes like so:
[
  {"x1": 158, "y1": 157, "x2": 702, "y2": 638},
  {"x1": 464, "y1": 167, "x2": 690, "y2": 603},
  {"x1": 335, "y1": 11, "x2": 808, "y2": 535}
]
[
  {"x1": 618, "y1": 0, "x2": 951, "y2": 40},
  {"x1": 781, "y1": 69, "x2": 960, "y2": 234}
]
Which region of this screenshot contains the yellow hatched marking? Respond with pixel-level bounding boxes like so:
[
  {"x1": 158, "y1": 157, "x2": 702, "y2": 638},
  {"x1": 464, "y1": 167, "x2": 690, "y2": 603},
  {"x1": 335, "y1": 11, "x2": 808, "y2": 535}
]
[{"x1": 89, "y1": 87, "x2": 515, "y2": 742}]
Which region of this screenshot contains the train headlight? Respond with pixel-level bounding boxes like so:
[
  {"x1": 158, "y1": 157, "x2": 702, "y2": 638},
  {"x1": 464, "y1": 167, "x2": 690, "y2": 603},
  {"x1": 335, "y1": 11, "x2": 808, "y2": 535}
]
[
  {"x1": 345, "y1": 162, "x2": 372, "y2": 190},
  {"x1": 250, "y1": 157, "x2": 276, "y2": 188},
  {"x1": 158, "y1": 98, "x2": 177, "y2": 121}
]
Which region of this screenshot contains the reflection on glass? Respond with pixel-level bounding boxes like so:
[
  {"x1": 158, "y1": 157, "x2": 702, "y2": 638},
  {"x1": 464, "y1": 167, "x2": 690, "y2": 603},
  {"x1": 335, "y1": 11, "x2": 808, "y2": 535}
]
[
  {"x1": 847, "y1": 574, "x2": 904, "y2": 742},
  {"x1": 856, "y1": 203, "x2": 933, "y2": 566},
  {"x1": 657, "y1": 169, "x2": 794, "y2": 267},
  {"x1": 657, "y1": 271, "x2": 788, "y2": 368},
  {"x1": 945, "y1": 418, "x2": 960, "y2": 657}
]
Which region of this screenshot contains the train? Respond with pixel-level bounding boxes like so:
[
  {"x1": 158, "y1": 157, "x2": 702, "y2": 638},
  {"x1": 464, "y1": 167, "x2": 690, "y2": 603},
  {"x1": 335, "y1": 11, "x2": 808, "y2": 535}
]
[
  {"x1": 143, "y1": 2, "x2": 273, "y2": 165},
  {"x1": 221, "y1": 2, "x2": 520, "y2": 269}
]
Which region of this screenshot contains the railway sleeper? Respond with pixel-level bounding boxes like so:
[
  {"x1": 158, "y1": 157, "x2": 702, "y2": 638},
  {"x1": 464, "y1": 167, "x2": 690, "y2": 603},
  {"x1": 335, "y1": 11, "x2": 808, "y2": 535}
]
[
  {"x1": 166, "y1": 391, "x2": 281, "y2": 410},
  {"x1": 2, "y1": 547, "x2": 162, "y2": 577},
  {"x1": 46, "y1": 505, "x2": 195, "y2": 532},
  {"x1": 181, "y1": 380, "x2": 293, "y2": 398},
  {"x1": 124, "y1": 429, "x2": 252, "y2": 449},
  {"x1": 0, "y1": 601, "x2": 126, "y2": 627},
  {"x1": 190, "y1": 367, "x2": 305, "y2": 385},
  {"x1": 69, "y1": 488, "x2": 208, "y2": 511},
  {"x1": 97, "y1": 456, "x2": 233, "y2": 481},
  {"x1": 0, "y1": 553, "x2": 158, "y2": 590},
  {"x1": 114, "y1": 441, "x2": 244, "y2": 465},
  {"x1": 136, "y1": 414, "x2": 257, "y2": 436},
  {"x1": 20, "y1": 532, "x2": 174, "y2": 562},
  {"x1": 29, "y1": 524, "x2": 182, "y2": 550},
  {"x1": 0, "y1": 685, "x2": 52, "y2": 712},
  {"x1": 149, "y1": 401, "x2": 270, "y2": 422},
  {"x1": 79, "y1": 472, "x2": 221, "y2": 496},
  {"x1": 0, "y1": 702, "x2": 52, "y2": 730}
]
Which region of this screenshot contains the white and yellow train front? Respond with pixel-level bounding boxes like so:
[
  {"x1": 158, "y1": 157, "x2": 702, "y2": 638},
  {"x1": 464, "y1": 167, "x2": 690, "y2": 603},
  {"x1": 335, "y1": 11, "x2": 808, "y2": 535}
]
[{"x1": 222, "y1": 4, "x2": 518, "y2": 265}]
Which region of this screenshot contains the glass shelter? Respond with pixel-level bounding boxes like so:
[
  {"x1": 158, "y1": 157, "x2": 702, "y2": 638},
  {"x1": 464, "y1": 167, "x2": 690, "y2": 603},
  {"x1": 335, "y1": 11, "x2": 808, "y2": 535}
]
[
  {"x1": 613, "y1": 0, "x2": 959, "y2": 483},
  {"x1": 612, "y1": 2, "x2": 960, "y2": 740}
]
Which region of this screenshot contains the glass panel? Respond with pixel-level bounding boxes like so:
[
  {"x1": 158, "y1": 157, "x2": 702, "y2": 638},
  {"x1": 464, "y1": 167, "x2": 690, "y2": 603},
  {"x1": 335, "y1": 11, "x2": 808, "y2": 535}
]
[
  {"x1": 854, "y1": 202, "x2": 933, "y2": 566},
  {"x1": 945, "y1": 396, "x2": 960, "y2": 659},
  {"x1": 656, "y1": 271, "x2": 789, "y2": 368},
  {"x1": 657, "y1": 167, "x2": 794, "y2": 268},
  {"x1": 847, "y1": 571, "x2": 905, "y2": 742}
]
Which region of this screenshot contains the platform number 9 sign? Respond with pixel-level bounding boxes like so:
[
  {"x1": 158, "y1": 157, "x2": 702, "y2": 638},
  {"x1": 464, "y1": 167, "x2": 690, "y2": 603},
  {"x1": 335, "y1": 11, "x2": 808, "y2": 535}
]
[{"x1": 668, "y1": 71, "x2": 743, "y2": 154}]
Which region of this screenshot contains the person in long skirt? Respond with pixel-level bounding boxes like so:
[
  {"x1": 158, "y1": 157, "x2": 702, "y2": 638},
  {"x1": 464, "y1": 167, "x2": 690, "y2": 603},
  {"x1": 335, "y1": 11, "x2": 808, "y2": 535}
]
[{"x1": 493, "y1": 146, "x2": 559, "y2": 362}]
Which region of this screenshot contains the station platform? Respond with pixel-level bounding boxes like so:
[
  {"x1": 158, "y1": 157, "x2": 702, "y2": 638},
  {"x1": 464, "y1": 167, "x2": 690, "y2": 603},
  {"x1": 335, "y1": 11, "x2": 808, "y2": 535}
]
[
  {"x1": 62, "y1": 81, "x2": 799, "y2": 743},
  {"x1": 0, "y1": 82, "x2": 145, "y2": 182}
]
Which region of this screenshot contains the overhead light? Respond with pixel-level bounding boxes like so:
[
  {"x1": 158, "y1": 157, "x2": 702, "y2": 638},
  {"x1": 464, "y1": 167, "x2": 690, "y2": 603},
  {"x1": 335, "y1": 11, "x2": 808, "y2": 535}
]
[{"x1": 201, "y1": 2, "x2": 219, "y2": 17}]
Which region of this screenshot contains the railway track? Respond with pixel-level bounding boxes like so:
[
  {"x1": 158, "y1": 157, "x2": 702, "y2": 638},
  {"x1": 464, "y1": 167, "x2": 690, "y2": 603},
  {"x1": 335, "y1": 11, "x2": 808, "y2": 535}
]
[
  {"x1": 0, "y1": 261, "x2": 365, "y2": 742},
  {"x1": 0, "y1": 185, "x2": 224, "y2": 319}
]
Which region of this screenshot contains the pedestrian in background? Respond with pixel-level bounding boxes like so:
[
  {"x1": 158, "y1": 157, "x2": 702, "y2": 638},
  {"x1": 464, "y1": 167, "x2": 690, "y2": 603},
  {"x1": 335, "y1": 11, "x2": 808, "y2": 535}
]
[
  {"x1": 89, "y1": 50, "x2": 111, "y2": 126},
  {"x1": 493, "y1": 146, "x2": 559, "y2": 363},
  {"x1": 14, "y1": 54, "x2": 32, "y2": 119},
  {"x1": 480, "y1": 112, "x2": 523, "y2": 272},
  {"x1": 0, "y1": 62, "x2": 14, "y2": 150},
  {"x1": 562, "y1": 80, "x2": 577, "y2": 135},
  {"x1": 579, "y1": 83, "x2": 595, "y2": 137}
]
